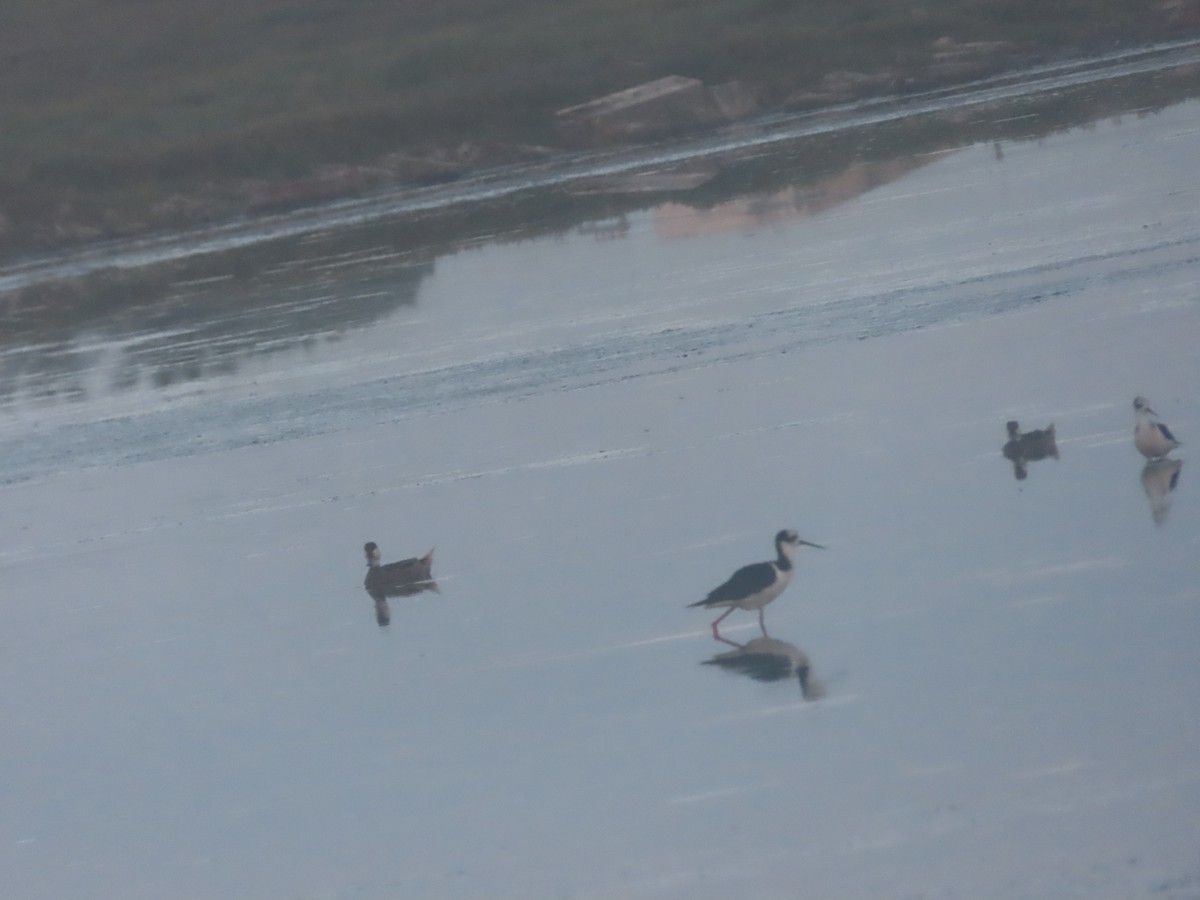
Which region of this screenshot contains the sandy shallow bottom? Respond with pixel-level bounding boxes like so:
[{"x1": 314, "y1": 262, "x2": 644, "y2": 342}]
[{"x1": 1, "y1": 96, "x2": 1198, "y2": 899}]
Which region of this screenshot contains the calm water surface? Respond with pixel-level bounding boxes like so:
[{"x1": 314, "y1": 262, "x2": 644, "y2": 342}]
[{"x1": 1, "y1": 84, "x2": 1199, "y2": 899}]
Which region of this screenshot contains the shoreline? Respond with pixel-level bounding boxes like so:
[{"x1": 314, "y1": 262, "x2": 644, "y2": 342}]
[
  {"x1": 2, "y1": 33, "x2": 1199, "y2": 268},
  {"x1": 9, "y1": 38, "x2": 1200, "y2": 277},
  {"x1": 1, "y1": 37, "x2": 1199, "y2": 343}
]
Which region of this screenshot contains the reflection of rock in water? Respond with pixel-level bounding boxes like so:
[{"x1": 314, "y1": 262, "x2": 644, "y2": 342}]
[
  {"x1": 652, "y1": 154, "x2": 947, "y2": 241},
  {"x1": 1141, "y1": 458, "x2": 1183, "y2": 526},
  {"x1": 1, "y1": 255, "x2": 435, "y2": 409},
  {"x1": 703, "y1": 636, "x2": 825, "y2": 701},
  {"x1": 1002, "y1": 420, "x2": 1058, "y2": 481},
  {"x1": 363, "y1": 543, "x2": 438, "y2": 628}
]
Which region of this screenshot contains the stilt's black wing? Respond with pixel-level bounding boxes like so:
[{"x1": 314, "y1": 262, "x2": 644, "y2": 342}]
[
  {"x1": 703, "y1": 650, "x2": 792, "y2": 682},
  {"x1": 691, "y1": 561, "x2": 774, "y2": 608}
]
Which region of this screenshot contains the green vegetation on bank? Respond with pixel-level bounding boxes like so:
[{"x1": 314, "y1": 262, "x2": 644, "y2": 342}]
[{"x1": 0, "y1": 0, "x2": 1193, "y2": 252}]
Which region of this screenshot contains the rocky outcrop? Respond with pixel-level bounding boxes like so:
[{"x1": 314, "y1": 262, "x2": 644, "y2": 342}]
[
  {"x1": 784, "y1": 69, "x2": 900, "y2": 109},
  {"x1": 923, "y1": 37, "x2": 1016, "y2": 82},
  {"x1": 245, "y1": 164, "x2": 382, "y2": 212},
  {"x1": 709, "y1": 81, "x2": 759, "y2": 121},
  {"x1": 1154, "y1": 0, "x2": 1200, "y2": 28},
  {"x1": 555, "y1": 75, "x2": 758, "y2": 145},
  {"x1": 782, "y1": 38, "x2": 1023, "y2": 109}
]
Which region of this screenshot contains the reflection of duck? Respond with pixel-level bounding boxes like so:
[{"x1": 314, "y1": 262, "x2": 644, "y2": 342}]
[
  {"x1": 1133, "y1": 397, "x2": 1181, "y2": 459},
  {"x1": 363, "y1": 542, "x2": 437, "y2": 627},
  {"x1": 1003, "y1": 454, "x2": 1029, "y2": 481},
  {"x1": 1141, "y1": 458, "x2": 1183, "y2": 526},
  {"x1": 688, "y1": 529, "x2": 824, "y2": 641},
  {"x1": 1002, "y1": 420, "x2": 1058, "y2": 480},
  {"x1": 702, "y1": 636, "x2": 825, "y2": 700}
]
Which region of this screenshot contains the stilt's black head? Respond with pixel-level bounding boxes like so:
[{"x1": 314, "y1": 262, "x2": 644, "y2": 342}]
[
  {"x1": 364, "y1": 542, "x2": 379, "y2": 564},
  {"x1": 1006, "y1": 420, "x2": 1020, "y2": 438},
  {"x1": 776, "y1": 529, "x2": 825, "y2": 551}
]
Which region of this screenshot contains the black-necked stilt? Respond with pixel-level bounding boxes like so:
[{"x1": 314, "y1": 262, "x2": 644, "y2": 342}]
[
  {"x1": 1141, "y1": 458, "x2": 1183, "y2": 526},
  {"x1": 363, "y1": 542, "x2": 437, "y2": 627},
  {"x1": 702, "y1": 635, "x2": 825, "y2": 700},
  {"x1": 1133, "y1": 397, "x2": 1181, "y2": 459},
  {"x1": 689, "y1": 529, "x2": 823, "y2": 641}
]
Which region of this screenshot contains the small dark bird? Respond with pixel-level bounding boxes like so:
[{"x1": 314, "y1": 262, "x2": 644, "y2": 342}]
[
  {"x1": 363, "y1": 542, "x2": 437, "y2": 626},
  {"x1": 688, "y1": 529, "x2": 823, "y2": 641},
  {"x1": 1003, "y1": 420, "x2": 1059, "y2": 461},
  {"x1": 1002, "y1": 420, "x2": 1059, "y2": 480},
  {"x1": 702, "y1": 636, "x2": 825, "y2": 700}
]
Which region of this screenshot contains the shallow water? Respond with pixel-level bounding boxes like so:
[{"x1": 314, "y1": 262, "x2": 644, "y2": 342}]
[{"x1": 2, "y1": 76, "x2": 1199, "y2": 899}]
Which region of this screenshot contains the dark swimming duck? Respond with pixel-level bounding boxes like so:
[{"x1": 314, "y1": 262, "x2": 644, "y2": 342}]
[
  {"x1": 363, "y1": 542, "x2": 437, "y2": 626},
  {"x1": 1003, "y1": 420, "x2": 1059, "y2": 462},
  {"x1": 1002, "y1": 420, "x2": 1059, "y2": 480}
]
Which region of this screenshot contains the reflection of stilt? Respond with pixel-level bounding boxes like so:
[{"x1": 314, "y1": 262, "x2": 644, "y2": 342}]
[
  {"x1": 1141, "y1": 458, "x2": 1183, "y2": 526},
  {"x1": 375, "y1": 599, "x2": 390, "y2": 627},
  {"x1": 703, "y1": 636, "x2": 825, "y2": 701}
]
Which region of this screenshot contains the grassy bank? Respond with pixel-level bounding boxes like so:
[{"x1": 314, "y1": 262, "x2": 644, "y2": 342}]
[{"x1": 1, "y1": 0, "x2": 1196, "y2": 254}]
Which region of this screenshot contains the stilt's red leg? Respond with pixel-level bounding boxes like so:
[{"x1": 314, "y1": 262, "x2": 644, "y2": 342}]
[
  {"x1": 758, "y1": 608, "x2": 769, "y2": 637},
  {"x1": 710, "y1": 607, "x2": 735, "y2": 641}
]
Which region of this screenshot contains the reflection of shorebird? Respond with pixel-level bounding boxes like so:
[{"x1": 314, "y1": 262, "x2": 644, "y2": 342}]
[
  {"x1": 1133, "y1": 397, "x2": 1181, "y2": 459},
  {"x1": 689, "y1": 530, "x2": 823, "y2": 641},
  {"x1": 703, "y1": 636, "x2": 825, "y2": 700},
  {"x1": 363, "y1": 542, "x2": 437, "y2": 627},
  {"x1": 1002, "y1": 420, "x2": 1059, "y2": 480},
  {"x1": 1141, "y1": 459, "x2": 1183, "y2": 526}
]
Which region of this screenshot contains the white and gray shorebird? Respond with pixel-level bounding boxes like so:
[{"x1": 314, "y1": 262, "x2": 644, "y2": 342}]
[
  {"x1": 689, "y1": 529, "x2": 824, "y2": 641},
  {"x1": 1133, "y1": 396, "x2": 1182, "y2": 459}
]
